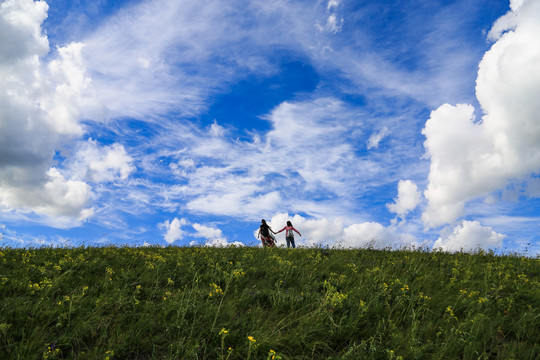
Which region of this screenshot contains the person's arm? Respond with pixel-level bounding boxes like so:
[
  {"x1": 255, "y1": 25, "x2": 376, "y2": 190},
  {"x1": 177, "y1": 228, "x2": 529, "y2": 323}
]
[
  {"x1": 275, "y1": 227, "x2": 286, "y2": 234},
  {"x1": 293, "y1": 227, "x2": 301, "y2": 236}
]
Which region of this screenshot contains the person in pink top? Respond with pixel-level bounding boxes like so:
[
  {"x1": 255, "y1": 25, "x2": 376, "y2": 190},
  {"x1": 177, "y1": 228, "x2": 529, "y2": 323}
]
[{"x1": 275, "y1": 221, "x2": 301, "y2": 248}]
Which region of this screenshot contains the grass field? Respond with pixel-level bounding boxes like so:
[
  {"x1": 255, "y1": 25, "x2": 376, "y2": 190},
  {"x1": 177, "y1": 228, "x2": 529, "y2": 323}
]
[{"x1": 0, "y1": 246, "x2": 538, "y2": 359}]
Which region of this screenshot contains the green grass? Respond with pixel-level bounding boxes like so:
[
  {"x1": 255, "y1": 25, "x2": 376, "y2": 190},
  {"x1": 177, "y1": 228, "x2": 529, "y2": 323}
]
[{"x1": 0, "y1": 246, "x2": 538, "y2": 359}]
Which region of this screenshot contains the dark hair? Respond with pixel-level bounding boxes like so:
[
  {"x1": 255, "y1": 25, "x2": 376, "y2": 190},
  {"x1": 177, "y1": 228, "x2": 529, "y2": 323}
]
[
  {"x1": 260, "y1": 219, "x2": 271, "y2": 236},
  {"x1": 287, "y1": 221, "x2": 292, "y2": 227}
]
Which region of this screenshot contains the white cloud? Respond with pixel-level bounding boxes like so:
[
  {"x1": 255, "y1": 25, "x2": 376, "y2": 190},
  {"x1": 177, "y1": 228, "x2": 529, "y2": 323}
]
[
  {"x1": 193, "y1": 223, "x2": 223, "y2": 239},
  {"x1": 510, "y1": 0, "x2": 527, "y2": 11},
  {"x1": 433, "y1": 220, "x2": 505, "y2": 252},
  {"x1": 387, "y1": 180, "x2": 422, "y2": 218},
  {"x1": 80, "y1": 0, "x2": 292, "y2": 119},
  {"x1": 79, "y1": 0, "x2": 457, "y2": 122},
  {"x1": 42, "y1": 42, "x2": 95, "y2": 135},
  {"x1": 367, "y1": 127, "x2": 389, "y2": 149},
  {"x1": 158, "y1": 217, "x2": 187, "y2": 244},
  {"x1": 58, "y1": 0, "x2": 489, "y2": 138},
  {"x1": 487, "y1": 10, "x2": 519, "y2": 41},
  {"x1": 343, "y1": 222, "x2": 399, "y2": 249},
  {"x1": 0, "y1": 0, "x2": 49, "y2": 63},
  {"x1": 192, "y1": 223, "x2": 243, "y2": 247},
  {"x1": 327, "y1": 0, "x2": 340, "y2": 12},
  {"x1": 145, "y1": 97, "x2": 385, "y2": 221},
  {"x1": 69, "y1": 139, "x2": 135, "y2": 183},
  {"x1": 187, "y1": 191, "x2": 282, "y2": 217},
  {"x1": 316, "y1": 0, "x2": 343, "y2": 34},
  {"x1": 0, "y1": 168, "x2": 93, "y2": 226},
  {"x1": 422, "y1": 0, "x2": 540, "y2": 228},
  {"x1": 325, "y1": 14, "x2": 343, "y2": 34},
  {"x1": 264, "y1": 98, "x2": 378, "y2": 197},
  {"x1": 203, "y1": 237, "x2": 244, "y2": 247}
]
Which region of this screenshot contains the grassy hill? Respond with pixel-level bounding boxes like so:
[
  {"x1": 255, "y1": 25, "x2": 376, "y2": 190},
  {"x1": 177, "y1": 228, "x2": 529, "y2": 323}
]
[{"x1": 0, "y1": 246, "x2": 538, "y2": 359}]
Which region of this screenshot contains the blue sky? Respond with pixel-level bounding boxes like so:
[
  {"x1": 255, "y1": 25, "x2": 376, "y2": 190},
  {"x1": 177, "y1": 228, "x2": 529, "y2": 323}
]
[{"x1": 1, "y1": 0, "x2": 539, "y2": 255}]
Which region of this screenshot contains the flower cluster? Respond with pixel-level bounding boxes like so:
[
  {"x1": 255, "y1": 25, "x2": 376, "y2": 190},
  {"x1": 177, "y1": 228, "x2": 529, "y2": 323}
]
[
  {"x1": 209, "y1": 283, "x2": 224, "y2": 297},
  {"x1": 28, "y1": 278, "x2": 52, "y2": 294}
]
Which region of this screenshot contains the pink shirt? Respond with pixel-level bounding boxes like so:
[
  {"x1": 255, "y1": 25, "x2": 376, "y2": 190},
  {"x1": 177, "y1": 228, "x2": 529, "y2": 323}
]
[{"x1": 276, "y1": 226, "x2": 301, "y2": 237}]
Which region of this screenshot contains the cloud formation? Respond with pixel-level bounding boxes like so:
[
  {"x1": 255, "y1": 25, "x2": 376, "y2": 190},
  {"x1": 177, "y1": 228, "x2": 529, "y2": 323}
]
[
  {"x1": 157, "y1": 218, "x2": 243, "y2": 246},
  {"x1": 367, "y1": 127, "x2": 389, "y2": 150},
  {"x1": 158, "y1": 217, "x2": 187, "y2": 244},
  {"x1": 433, "y1": 220, "x2": 505, "y2": 252},
  {"x1": 68, "y1": 140, "x2": 135, "y2": 183},
  {"x1": 152, "y1": 97, "x2": 380, "y2": 222},
  {"x1": 387, "y1": 180, "x2": 422, "y2": 218},
  {"x1": 192, "y1": 223, "x2": 244, "y2": 247},
  {"x1": 0, "y1": 0, "x2": 141, "y2": 227},
  {"x1": 0, "y1": 0, "x2": 95, "y2": 224},
  {"x1": 422, "y1": 0, "x2": 540, "y2": 228}
]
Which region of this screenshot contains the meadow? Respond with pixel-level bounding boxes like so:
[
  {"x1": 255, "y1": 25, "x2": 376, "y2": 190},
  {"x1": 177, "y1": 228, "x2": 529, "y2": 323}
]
[{"x1": 0, "y1": 245, "x2": 538, "y2": 359}]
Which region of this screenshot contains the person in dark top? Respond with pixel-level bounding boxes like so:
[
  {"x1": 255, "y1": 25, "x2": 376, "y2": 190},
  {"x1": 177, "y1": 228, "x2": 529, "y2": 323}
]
[{"x1": 257, "y1": 219, "x2": 276, "y2": 247}]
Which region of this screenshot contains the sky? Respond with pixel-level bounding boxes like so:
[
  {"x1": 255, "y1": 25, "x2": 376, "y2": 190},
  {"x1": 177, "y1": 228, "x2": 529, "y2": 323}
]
[{"x1": 1, "y1": 0, "x2": 539, "y2": 255}]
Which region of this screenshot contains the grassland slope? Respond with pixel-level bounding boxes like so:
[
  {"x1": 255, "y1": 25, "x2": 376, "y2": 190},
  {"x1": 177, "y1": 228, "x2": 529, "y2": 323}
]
[{"x1": 0, "y1": 246, "x2": 538, "y2": 359}]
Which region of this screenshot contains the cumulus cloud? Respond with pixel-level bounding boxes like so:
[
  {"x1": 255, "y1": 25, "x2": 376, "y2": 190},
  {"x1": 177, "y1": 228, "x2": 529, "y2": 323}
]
[
  {"x1": 192, "y1": 223, "x2": 243, "y2": 247},
  {"x1": 0, "y1": 0, "x2": 49, "y2": 64},
  {"x1": 433, "y1": 220, "x2": 505, "y2": 252},
  {"x1": 387, "y1": 180, "x2": 422, "y2": 218},
  {"x1": 343, "y1": 222, "x2": 404, "y2": 249},
  {"x1": 0, "y1": 0, "x2": 95, "y2": 225},
  {"x1": 193, "y1": 223, "x2": 224, "y2": 240},
  {"x1": 68, "y1": 140, "x2": 135, "y2": 183},
  {"x1": 422, "y1": 0, "x2": 540, "y2": 228},
  {"x1": 158, "y1": 217, "x2": 187, "y2": 244},
  {"x1": 510, "y1": 0, "x2": 527, "y2": 11},
  {"x1": 0, "y1": 167, "x2": 93, "y2": 226},
  {"x1": 261, "y1": 213, "x2": 418, "y2": 249},
  {"x1": 42, "y1": 42, "x2": 95, "y2": 135}
]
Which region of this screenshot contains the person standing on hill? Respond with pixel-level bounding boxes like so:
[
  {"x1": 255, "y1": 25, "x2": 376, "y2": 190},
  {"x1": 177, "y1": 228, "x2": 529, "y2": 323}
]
[
  {"x1": 275, "y1": 221, "x2": 301, "y2": 248},
  {"x1": 258, "y1": 219, "x2": 276, "y2": 247}
]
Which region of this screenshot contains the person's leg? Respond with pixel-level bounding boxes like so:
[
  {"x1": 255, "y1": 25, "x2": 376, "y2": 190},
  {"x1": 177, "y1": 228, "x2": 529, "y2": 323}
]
[
  {"x1": 291, "y1": 238, "x2": 295, "y2": 248},
  {"x1": 286, "y1": 237, "x2": 291, "y2": 248}
]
